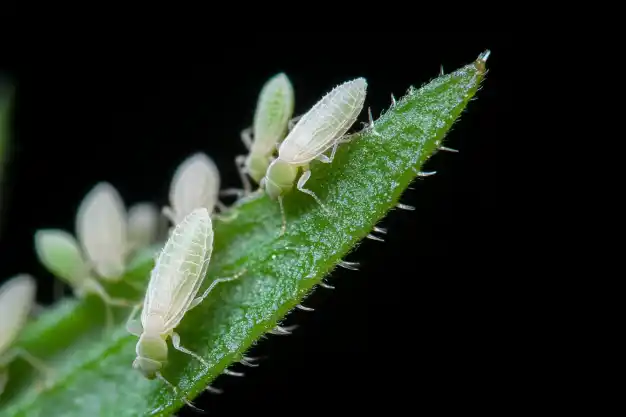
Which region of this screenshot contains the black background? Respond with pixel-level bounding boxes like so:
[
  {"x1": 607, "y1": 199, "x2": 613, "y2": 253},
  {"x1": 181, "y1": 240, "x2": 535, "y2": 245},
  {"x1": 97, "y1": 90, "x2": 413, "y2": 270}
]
[{"x1": 0, "y1": 33, "x2": 502, "y2": 415}]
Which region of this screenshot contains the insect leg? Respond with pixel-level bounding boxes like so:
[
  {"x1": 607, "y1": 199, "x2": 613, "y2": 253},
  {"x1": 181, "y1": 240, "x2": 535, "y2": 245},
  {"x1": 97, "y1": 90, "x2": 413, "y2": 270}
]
[
  {"x1": 214, "y1": 200, "x2": 228, "y2": 213},
  {"x1": 296, "y1": 169, "x2": 330, "y2": 214},
  {"x1": 87, "y1": 279, "x2": 135, "y2": 332},
  {"x1": 171, "y1": 332, "x2": 208, "y2": 367},
  {"x1": 161, "y1": 206, "x2": 177, "y2": 225},
  {"x1": 188, "y1": 270, "x2": 247, "y2": 310},
  {"x1": 213, "y1": 209, "x2": 239, "y2": 223},
  {"x1": 125, "y1": 303, "x2": 143, "y2": 336},
  {"x1": 6, "y1": 348, "x2": 53, "y2": 386},
  {"x1": 287, "y1": 114, "x2": 303, "y2": 131},
  {"x1": 240, "y1": 127, "x2": 253, "y2": 150},
  {"x1": 278, "y1": 195, "x2": 287, "y2": 237},
  {"x1": 368, "y1": 107, "x2": 382, "y2": 136},
  {"x1": 234, "y1": 154, "x2": 252, "y2": 194},
  {"x1": 315, "y1": 138, "x2": 342, "y2": 164},
  {"x1": 220, "y1": 188, "x2": 245, "y2": 197}
]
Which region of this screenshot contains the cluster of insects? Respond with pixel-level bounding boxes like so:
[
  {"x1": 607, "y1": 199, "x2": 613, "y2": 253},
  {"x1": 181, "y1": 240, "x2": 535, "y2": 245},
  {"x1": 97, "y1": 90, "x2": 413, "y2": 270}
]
[
  {"x1": 0, "y1": 72, "x2": 386, "y2": 407},
  {"x1": 0, "y1": 50, "x2": 491, "y2": 415}
]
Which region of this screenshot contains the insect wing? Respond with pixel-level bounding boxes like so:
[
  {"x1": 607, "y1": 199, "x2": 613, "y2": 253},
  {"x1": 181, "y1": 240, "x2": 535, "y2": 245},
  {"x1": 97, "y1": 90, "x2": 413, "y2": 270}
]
[
  {"x1": 76, "y1": 182, "x2": 127, "y2": 279},
  {"x1": 170, "y1": 153, "x2": 220, "y2": 222},
  {"x1": 142, "y1": 208, "x2": 214, "y2": 332},
  {"x1": 251, "y1": 73, "x2": 295, "y2": 156},
  {"x1": 280, "y1": 78, "x2": 366, "y2": 164},
  {"x1": 0, "y1": 274, "x2": 36, "y2": 355}
]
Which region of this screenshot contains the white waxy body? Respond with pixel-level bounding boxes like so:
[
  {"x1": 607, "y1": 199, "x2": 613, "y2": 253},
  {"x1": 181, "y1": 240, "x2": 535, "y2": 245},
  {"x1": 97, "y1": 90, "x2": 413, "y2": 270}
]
[
  {"x1": 34, "y1": 229, "x2": 133, "y2": 331},
  {"x1": 250, "y1": 73, "x2": 295, "y2": 160},
  {"x1": 76, "y1": 182, "x2": 128, "y2": 281},
  {"x1": 141, "y1": 207, "x2": 213, "y2": 335},
  {"x1": 164, "y1": 153, "x2": 221, "y2": 225},
  {"x1": 230, "y1": 73, "x2": 295, "y2": 194},
  {"x1": 260, "y1": 77, "x2": 367, "y2": 235},
  {"x1": 0, "y1": 274, "x2": 48, "y2": 397},
  {"x1": 0, "y1": 275, "x2": 36, "y2": 357},
  {"x1": 127, "y1": 206, "x2": 246, "y2": 388},
  {"x1": 278, "y1": 77, "x2": 367, "y2": 165}
]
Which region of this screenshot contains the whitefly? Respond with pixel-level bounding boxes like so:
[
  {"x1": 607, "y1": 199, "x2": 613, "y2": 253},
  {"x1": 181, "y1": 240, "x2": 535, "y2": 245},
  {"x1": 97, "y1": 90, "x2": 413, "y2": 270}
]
[
  {"x1": 260, "y1": 77, "x2": 367, "y2": 234},
  {"x1": 163, "y1": 152, "x2": 227, "y2": 226},
  {"x1": 233, "y1": 72, "x2": 295, "y2": 194},
  {"x1": 34, "y1": 229, "x2": 134, "y2": 330},
  {"x1": 38, "y1": 182, "x2": 158, "y2": 306},
  {"x1": 126, "y1": 207, "x2": 245, "y2": 403},
  {"x1": 0, "y1": 274, "x2": 50, "y2": 397},
  {"x1": 76, "y1": 182, "x2": 129, "y2": 281},
  {"x1": 74, "y1": 182, "x2": 159, "y2": 285}
]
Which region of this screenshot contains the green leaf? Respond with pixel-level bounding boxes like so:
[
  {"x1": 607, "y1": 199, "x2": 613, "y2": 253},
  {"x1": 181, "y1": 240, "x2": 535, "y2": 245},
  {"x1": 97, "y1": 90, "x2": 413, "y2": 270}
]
[{"x1": 0, "y1": 52, "x2": 489, "y2": 417}]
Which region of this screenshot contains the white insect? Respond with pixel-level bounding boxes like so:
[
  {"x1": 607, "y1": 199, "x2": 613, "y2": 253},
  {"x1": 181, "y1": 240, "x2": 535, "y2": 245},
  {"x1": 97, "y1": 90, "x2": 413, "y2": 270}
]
[
  {"x1": 126, "y1": 207, "x2": 244, "y2": 400},
  {"x1": 34, "y1": 229, "x2": 133, "y2": 330},
  {"x1": 74, "y1": 181, "x2": 159, "y2": 283},
  {"x1": 234, "y1": 72, "x2": 295, "y2": 194},
  {"x1": 0, "y1": 274, "x2": 49, "y2": 397},
  {"x1": 260, "y1": 77, "x2": 367, "y2": 234},
  {"x1": 163, "y1": 152, "x2": 225, "y2": 226},
  {"x1": 76, "y1": 182, "x2": 128, "y2": 281}
]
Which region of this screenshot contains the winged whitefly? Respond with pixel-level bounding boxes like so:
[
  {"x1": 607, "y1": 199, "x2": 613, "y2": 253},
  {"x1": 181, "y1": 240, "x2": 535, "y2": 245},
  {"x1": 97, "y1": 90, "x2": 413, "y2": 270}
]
[
  {"x1": 0, "y1": 274, "x2": 49, "y2": 397},
  {"x1": 164, "y1": 153, "x2": 221, "y2": 225},
  {"x1": 34, "y1": 229, "x2": 134, "y2": 330},
  {"x1": 260, "y1": 77, "x2": 367, "y2": 234},
  {"x1": 142, "y1": 206, "x2": 213, "y2": 333},
  {"x1": 234, "y1": 73, "x2": 295, "y2": 192},
  {"x1": 76, "y1": 181, "x2": 128, "y2": 281},
  {"x1": 252, "y1": 73, "x2": 295, "y2": 157},
  {"x1": 34, "y1": 229, "x2": 90, "y2": 289},
  {"x1": 0, "y1": 274, "x2": 36, "y2": 356},
  {"x1": 127, "y1": 206, "x2": 245, "y2": 395}
]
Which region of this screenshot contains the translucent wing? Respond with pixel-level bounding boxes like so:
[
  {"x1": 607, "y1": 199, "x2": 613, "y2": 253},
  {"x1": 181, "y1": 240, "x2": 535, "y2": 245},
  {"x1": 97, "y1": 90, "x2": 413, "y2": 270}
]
[
  {"x1": 251, "y1": 73, "x2": 295, "y2": 156},
  {"x1": 76, "y1": 182, "x2": 127, "y2": 280},
  {"x1": 279, "y1": 78, "x2": 366, "y2": 164},
  {"x1": 169, "y1": 153, "x2": 220, "y2": 224},
  {"x1": 0, "y1": 274, "x2": 36, "y2": 355},
  {"x1": 141, "y1": 208, "x2": 213, "y2": 332}
]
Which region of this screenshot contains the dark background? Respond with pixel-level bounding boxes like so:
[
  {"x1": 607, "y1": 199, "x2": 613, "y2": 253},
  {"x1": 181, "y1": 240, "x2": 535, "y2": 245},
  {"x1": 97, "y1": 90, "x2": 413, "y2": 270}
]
[{"x1": 0, "y1": 33, "x2": 502, "y2": 415}]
